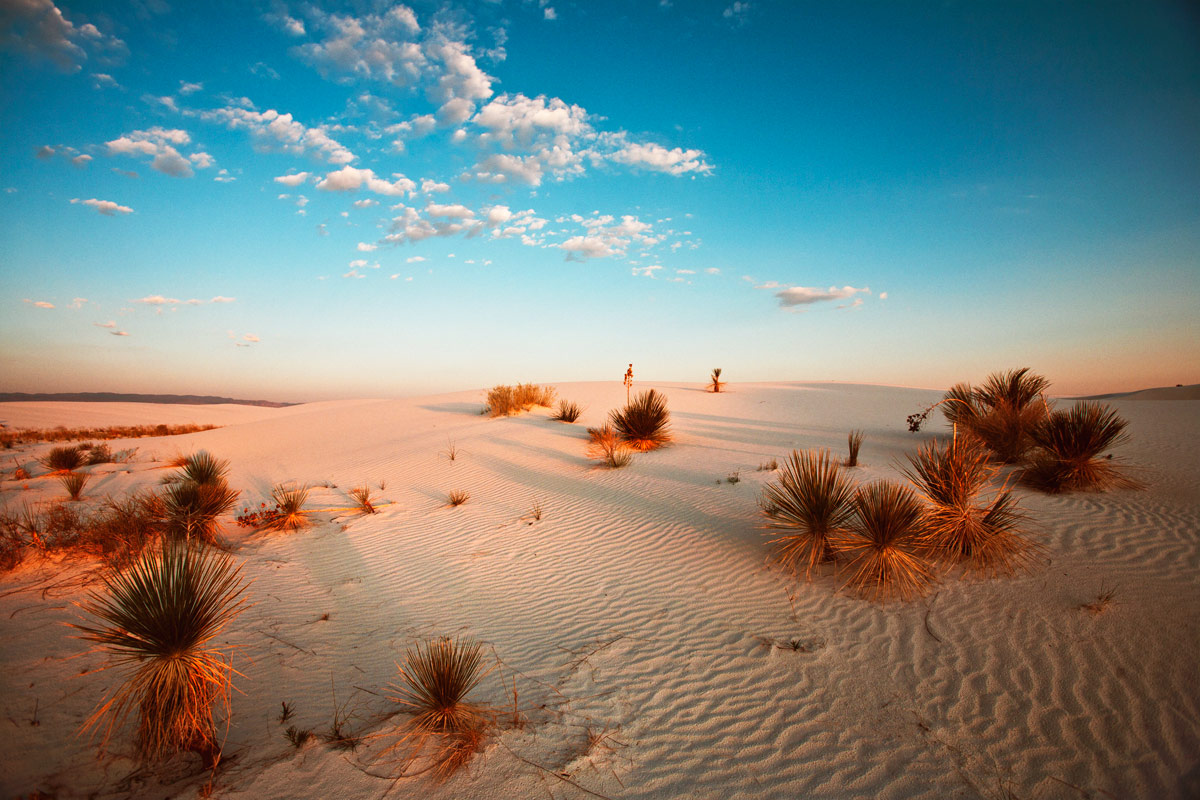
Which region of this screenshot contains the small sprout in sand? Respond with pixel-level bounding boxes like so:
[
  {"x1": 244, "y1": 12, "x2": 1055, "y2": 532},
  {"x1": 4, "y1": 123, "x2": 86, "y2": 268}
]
[
  {"x1": 349, "y1": 486, "x2": 376, "y2": 514},
  {"x1": 710, "y1": 367, "x2": 723, "y2": 393},
  {"x1": 609, "y1": 389, "x2": 672, "y2": 451},
  {"x1": 441, "y1": 440, "x2": 458, "y2": 461},
  {"x1": 530, "y1": 499, "x2": 543, "y2": 522},
  {"x1": 587, "y1": 424, "x2": 633, "y2": 469},
  {"x1": 846, "y1": 430, "x2": 864, "y2": 467},
  {"x1": 264, "y1": 484, "x2": 311, "y2": 531},
  {"x1": 726, "y1": 470, "x2": 741, "y2": 485},
  {"x1": 839, "y1": 481, "x2": 936, "y2": 603},
  {"x1": 378, "y1": 479, "x2": 387, "y2": 490},
  {"x1": 550, "y1": 399, "x2": 584, "y2": 423},
  {"x1": 1080, "y1": 585, "x2": 1118, "y2": 615},
  {"x1": 757, "y1": 458, "x2": 779, "y2": 472},
  {"x1": 285, "y1": 725, "x2": 314, "y2": 748},
  {"x1": 279, "y1": 701, "x2": 295, "y2": 723},
  {"x1": 1023, "y1": 401, "x2": 1138, "y2": 493},
  {"x1": 40, "y1": 445, "x2": 87, "y2": 473},
  {"x1": 761, "y1": 450, "x2": 856, "y2": 580},
  {"x1": 447, "y1": 490, "x2": 469, "y2": 507},
  {"x1": 59, "y1": 471, "x2": 89, "y2": 501}
]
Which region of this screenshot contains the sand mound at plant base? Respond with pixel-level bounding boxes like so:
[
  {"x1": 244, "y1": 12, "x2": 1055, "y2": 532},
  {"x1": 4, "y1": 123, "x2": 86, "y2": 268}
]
[{"x1": 1, "y1": 382, "x2": 1197, "y2": 799}]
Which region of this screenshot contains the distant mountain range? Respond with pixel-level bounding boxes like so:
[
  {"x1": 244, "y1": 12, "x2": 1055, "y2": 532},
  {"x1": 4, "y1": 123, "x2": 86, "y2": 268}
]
[{"x1": 0, "y1": 392, "x2": 297, "y2": 407}]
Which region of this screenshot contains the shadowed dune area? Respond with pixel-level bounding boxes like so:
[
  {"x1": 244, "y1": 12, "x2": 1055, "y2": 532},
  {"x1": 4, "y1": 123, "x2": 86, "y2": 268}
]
[{"x1": 1, "y1": 382, "x2": 1197, "y2": 799}]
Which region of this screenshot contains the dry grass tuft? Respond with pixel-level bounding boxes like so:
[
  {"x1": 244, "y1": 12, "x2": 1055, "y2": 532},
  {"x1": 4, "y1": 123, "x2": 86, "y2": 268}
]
[
  {"x1": 1022, "y1": 401, "x2": 1138, "y2": 493},
  {"x1": 846, "y1": 430, "x2": 864, "y2": 467},
  {"x1": 72, "y1": 540, "x2": 247, "y2": 766},
  {"x1": 586, "y1": 424, "x2": 633, "y2": 468},
  {"x1": 609, "y1": 389, "x2": 672, "y2": 451},
  {"x1": 839, "y1": 481, "x2": 936, "y2": 602},
  {"x1": 904, "y1": 438, "x2": 1037, "y2": 576},
  {"x1": 486, "y1": 383, "x2": 557, "y2": 417},
  {"x1": 550, "y1": 399, "x2": 583, "y2": 423},
  {"x1": 709, "y1": 368, "x2": 723, "y2": 393},
  {"x1": 39, "y1": 445, "x2": 87, "y2": 473},
  {"x1": 59, "y1": 470, "x2": 90, "y2": 501},
  {"x1": 349, "y1": 486, "x2": 376, "y2": 514},
  {"x1": 447, "y1": 489, "x2": 469, "y2": 507},
  {"x1": 263, "y1": 484, "x2": 311, "y2": 531},
  {"x1": 761, "y1": 450, "x2": 856, "y2": 580},
  {"x1": 2, "y1": 422, "x2": 218, "y2": 447},
  {"x1": 1080, "y1": 585, "x2": 1118, "y2": 615}
]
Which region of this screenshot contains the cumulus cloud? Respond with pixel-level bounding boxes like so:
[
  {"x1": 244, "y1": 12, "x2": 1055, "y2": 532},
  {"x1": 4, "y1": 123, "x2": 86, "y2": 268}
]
[
  {"x1": 23, "y1": 299, "x2": 55, "y2": 309},
  {"x1": 179, "y1": 81, "x2": 203, "y2": 95},
  {"x1": 295, "y1": 5, "x2": 424, "y2": 87},
  {"x1": 316, "y1": 165, "x2": 415, "y2": 196},
  {"x1": 94, "y1": 320, "x2": 116, "y2": 328},
  {"x1": 71, "y1": 197, "x2": 133, "y2": 215},
  {"x1": 196, "y1": 106, "x2": 355, "y2": 164},
  {"x1": 0, "y1": 0, "x2": 127, "y2": 71},
  {"x1": 356, "y1": 242, "x2": 378, "y2": 251},
  {"x1": 111, "y1": 330, "x2": 130, "y2": 336},
  {"x1": 723, "y1": 2, "x2": 753, "y2": 24},
  {"x1": 611, "y1": 141, "x2": 712, "y2": 175},
  {"x1": 135, "y1": 295, "x2": 181, "y2": 305},
  {"x1": 210, "y1": 296, "x2": 236, "y2": 303},
  {"x1": 243, "y1": 333, "x2": 260, "y2": 342},
  {"x1": 772, "y1": 285, "x2": 871, "y2": 309},
  {"x1": 105, "y1": 128, "x2": 198, "y2": 177},
  {"x1": 274, "y1": 171, "x2": 311, "y2": 186},
  {"x1": 406, "y1": 256, "x2": 426, "y2": 263}
]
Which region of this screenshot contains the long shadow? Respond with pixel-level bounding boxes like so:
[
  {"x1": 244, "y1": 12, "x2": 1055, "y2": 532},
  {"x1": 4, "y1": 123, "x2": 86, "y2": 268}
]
[{"x1": 418, "y1": 401, "x2": 485, "y2": 415}]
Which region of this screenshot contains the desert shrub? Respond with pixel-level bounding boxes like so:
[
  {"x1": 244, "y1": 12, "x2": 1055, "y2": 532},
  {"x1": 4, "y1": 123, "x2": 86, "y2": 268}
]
[
  {"x1": 447, "y1": 490, "x2": 469, "y2": 507},
  {"x1": 609, "y1": 389, "x2": 672, "y2": 451},
  {"x1": 176, "y1": 451, "x2": 231, "y2": 486},
  {"x1": 161, "y1": 480, "x2": 239, "y2": 543},
  {"x1": 550, "y1": 400, "x2": 583, "y2": 423},
  {"x1": 944, "y1": 368, "x2": 1050, "y2": 463},
  {"x1": 350, "y1": 486, "x2": 376, "y2": 514},
  {"x1": 903, "y1": 438, "x2": 1035, "y2": 576},
  {"x1": 59, "y1": 471, "x2": 90, "y2": 501},
  {"x1": 710, "y1": 368, "x2": 723, "y2": 393},
  {"x1": 391, "y1": 637, "x2": 489, "y2": 777},
  {"x1": 40, "y1": 445, "x2": 87, "y2": 473},
  {"x1": 586, "y1": 424, "x2": 633, "y2": 468},
  {"x1": 262, "y1": 484, "x2": 311, "y2": 531},
  {"x1": 838, "y1": 481, "x2": 935, "y2": 602},
  {"x1": 2, "y1": 423, "x2": 218, "y2": 446},
  {"x1": 73, "y1": 540, "x2": 247, "y2": 766},
  {"x1": 486, "y1": 383, "x2": 557, "y2": 417},
  {"x1": 761, "y1": 450, "x2": 856, "y2": 580},
  {"x1": 86, "y1": 444, "x2": 114, "y2": 465},
  {"x1": 1022, "y1": 401, "x2": 1137, "y2": 492},
  {"x1": 846, "y1": 430, "x2": 863, "y2": 467},
  {"x1": 89, "y1": 492, "x2": 167, "y2": 568}
]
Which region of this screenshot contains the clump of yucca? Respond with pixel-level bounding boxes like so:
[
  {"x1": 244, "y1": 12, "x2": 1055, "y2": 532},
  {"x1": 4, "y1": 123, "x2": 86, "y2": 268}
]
[
  {"x1": 941, "y1": 368, "x2": 1051, "y2": 463},
  {"x1": 176, "y1": 451, "x2": 231, "y2": 486},
  {"x1": 609, "y1": 389, "x2": 672, "y2": 451},
  {"x1": 486, "y1": 383, "x2": 557, "y2": 417},
  {"x1": 162, "y1": 480, "x2": 239, "y2": 543},
  {"x1": 904, "y1": 438, "x2": 1035, "y2": 576},
  {"x1": 1022, "y1": 401, "x2": 1137, "y2": 493},
  {"x1": 59, "y1": 470, "x2": 90, "y2": 501},
  {"x1": 390, "y1": 637, "x2": 490, "y2": 777},
  {"x1": 264, "y1": 484, "x2": 311, "y2": 531},
  {"x1": 40, "y1": 445, "x2": 87, "y2": 474},
  {"x1": 709, "y1": 368, "x2": 723, "y2": 393},
  {"x1": 550, "y1": 400, "x2": 583, "y2": 423},
  {"x1": 839, "y1": 481, "x2": 936, "y2": 602},
  {"x1": 761, "y1": 450, "x2": 856, "y2": 580},
  {"x1": 72, "y1": 540, "x2": 247, "y2": 766},
  {"x1": 349, "y1": 486, "x2": 376, "y2": 514},
  {"x1": 846, "y1": 430, "x2": 863, "y2": 467},
  {"x1": 586, "y1": 424, "x2": 633, "y2": 468}
]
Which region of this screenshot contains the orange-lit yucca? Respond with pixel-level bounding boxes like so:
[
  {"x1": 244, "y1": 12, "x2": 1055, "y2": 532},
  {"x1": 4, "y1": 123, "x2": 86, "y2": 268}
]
[
  {"x1": 839, "y1": 481, "x2": 935, "y2": 602},
  {"x1": 1023, "y1": 401, "x2": 1137, "y2": 493},
  {"x1": 72, "y1": 540, "x2": 247, "y2": 766},
  {"x1": 904, "y1": 437, "x2": 1035, "y2": 576},
  {"x1": 942, "y1": 368, "x2": 1050, "y2": 463},
  {"x1": 609, "y1": 389, "x2": 672, "y2": 451},
  {"x1": 761, "y1": 449, "x2": 856, "y2": 580}
]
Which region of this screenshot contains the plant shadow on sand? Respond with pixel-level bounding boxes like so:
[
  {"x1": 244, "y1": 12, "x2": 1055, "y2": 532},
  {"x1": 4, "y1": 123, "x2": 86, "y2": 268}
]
[{"x1": 417, "y1": 402, "x2": 490, "y2": 416}]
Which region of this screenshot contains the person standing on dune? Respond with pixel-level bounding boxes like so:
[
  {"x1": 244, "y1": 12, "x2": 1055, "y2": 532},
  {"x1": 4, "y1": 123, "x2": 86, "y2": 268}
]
[{"x1": 624, "y1": 364, "x2": 634, "y2": 403}]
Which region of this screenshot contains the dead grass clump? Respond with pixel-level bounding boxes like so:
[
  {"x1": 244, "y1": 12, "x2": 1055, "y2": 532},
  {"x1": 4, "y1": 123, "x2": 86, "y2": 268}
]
[
  {"x1": 10, "y1": 458, "x2": 31, "y2": 480},
  {"x1": 1022, "y1": 401, "x2": 1138, "y2": 493},
  {"x1": 3, "y1": 423, "x2": 219, "y2": 446},
  {"x1": 550, "y1": 400, "x2": 583, "y2": 423},
  {"x1": 390, "y1": 637, "x2": 490, "y2": 778},
  {"x1": 263, "y1": 484, "x2": 311, "y2": 531},
  {"x1": 846, "y1": 430, "x2": 863, "y2": 467},
  {"x1": 709, "y1": 368, "x2": 723, "y2": 393},
  {"x1": 59, "y1": 471, "x2": 90, "y2": 501},
  {"x1": 904, "y1": 438, "x2": 1036, "y2": 576},
  {"x1": 761, "y1": 450, "x2": 856, "y2": 580},
  {"x1": 609, "y1": 389, "x2": 672, "y2": 451},
  {"x1": 72, "y1": 540, "x2": 247, "y2": 767},
  {"x1": 349, "y1": 486, "x2": 376, "y2": 514},
  {"x1": 0, "y1": 493, "x2": 165, "y2": 571},
  {"x1": 586, "y1": 424, "x2": 633, "y2": 468},
  {"x1": 84, "y1": 443, "x2": 114, "y2": 465},
  {"x1": 447, "y1": 490, "x2": 469, "y2": 507},
  {"x1": 486, "y1": 383, "x2": 557, "y2": 417},
  {"x1": 1080, "y1": 585, "x2": 1118, "y2": 615},
  {"x1": 839, "y1": 481, "x2": 936, "y2": 602},
  {"x1": 40, "y1": 445, "x2": 87, "y2": 473}
]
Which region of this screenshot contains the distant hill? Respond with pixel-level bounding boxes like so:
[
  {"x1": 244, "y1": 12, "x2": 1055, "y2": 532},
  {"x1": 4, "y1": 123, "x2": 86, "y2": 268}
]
[
  {"x1": 1076, "y1": 384, "x2": 1199, "y2": 402},
  {"x1": 0, "y1": 392, "x2": 297, "y2": 408}
]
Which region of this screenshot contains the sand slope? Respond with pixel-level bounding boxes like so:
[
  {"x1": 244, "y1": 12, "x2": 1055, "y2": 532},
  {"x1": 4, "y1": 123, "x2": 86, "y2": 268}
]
[{"x1": 1, "y1": 382, "x2": 1197, "y2": 799}]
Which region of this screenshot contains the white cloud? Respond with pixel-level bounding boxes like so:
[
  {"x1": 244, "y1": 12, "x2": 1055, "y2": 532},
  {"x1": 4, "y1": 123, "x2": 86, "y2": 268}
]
[
  {"x1": 68, "y1": 297, "x2": 87, "y2": 309},
  {"x1": 723, "y1": 2, "x2": 752, "y2": 24},
  {"x1": 426, "y1": 202, "x2": 474, "y2": 219},
  {"x1": 211, "y1": 296, "x2": 236, "y2": 303},
  {"x1": 71, "y1": 153, "x2": 91, "y2": 167},
  {"x1": 135, "y1": 295, "x2": 182, "y2": 305},
  {"x1": 406, "y1": 256, "x2": 426, "y2": 263},
  {"x1": 243, "y1": 333, "x2": 260, "y2": 342},
  {"x1": 94, "y1": 320, "x2": 116, "y2": 328},
  {"x1": 611, "y1": 141, "x2": 712, "y2": 175},
  {"x1": 879, "y1": 291, "x2": 888, "y2": 300},
  {"x1": 357, "y1": 242, "x2": 378, "y2": 251},
  {"x1": 676, "y1": 269, "x2": 695, "y2": 275},
  {"x1": 179, "y1": 81, "x2": 203, "y2": 95},
  {"x1": 105, "y1": 128, "x2": 197, "y2": 177},
  {"x1": 111, "y1": 330, "x2": 130, "y2": 337},
  {"x1": 773, "y1": 285, "x2": 870, "y2": 308},
  {"x1": 196, "y1": 106, "x2": 355, "y2": 164},
  {"x1": 295, "y1": 6, "x2": 424, "y2": 87},
  {"x1": 561, "y1": 235, "x2": 619, "y2": 261},
  {"x1": 71, "y1": 197, "x2": 133, "y2": 215},
  {"x1": 274, "y1": 171, "x2": 311, "y2": 186},
  {"x1": 632, "y1": 264, "x2": 662, "y2": 277},
  {"x1": 544, "y1": 7, "x2": 557, "y2": 20},
  {"x1": 352, "y1": 198, "x2": 379, "y2": 208},
  {"x1": 317, "y1": 165, "x2": 416, "y2": 196},
  {"x1": 23, "y1": 299, "x2": 55, "y2": 309},
  {"x1": 0, "y1": 0, "x2": 127, "y2": 72},
  {"x1": 420, "y1": 178, "x2": 450, "y2": 193},
  {"x1": 189, "y1": 151, "x2": 215, "y2": 168}
]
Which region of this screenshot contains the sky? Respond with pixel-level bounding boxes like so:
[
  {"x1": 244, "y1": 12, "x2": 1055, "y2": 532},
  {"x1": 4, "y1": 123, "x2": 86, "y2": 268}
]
[{"x1": 1, "y1": 0, "x2": 1197, "y2": 402}]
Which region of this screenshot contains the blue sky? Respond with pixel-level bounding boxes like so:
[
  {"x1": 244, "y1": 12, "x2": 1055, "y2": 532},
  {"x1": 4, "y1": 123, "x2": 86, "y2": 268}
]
[{"x1": 1, "y1": 0, "x2": 1197, "y2": 402}]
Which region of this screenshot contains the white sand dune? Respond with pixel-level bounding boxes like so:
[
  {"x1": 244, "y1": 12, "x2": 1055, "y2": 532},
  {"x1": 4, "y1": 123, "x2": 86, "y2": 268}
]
[{"x1": 1, "y1": 382, "x2": 1197, "y2": 799}]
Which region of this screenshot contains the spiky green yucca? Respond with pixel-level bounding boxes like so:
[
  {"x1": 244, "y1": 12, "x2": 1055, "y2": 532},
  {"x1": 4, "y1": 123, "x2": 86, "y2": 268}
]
[
  {"x1": 550, "y1": 399, "x2": 583, "y2": 423},
  {"x1": 1024, "y1": 401, "x2": 1136, "y2": 492},
  {"x1": 904, "y1": 439, "x2": 1034, "y2": 576},
  {"x1": 761, "y1": 450, "x2": 856, "y2": 580},
  {"x1": 73, "y1": 541, "x2": 247, "y2": 764},
  {"x1": 610, "y1": 389, "x2": 672, "y2": 451},
  {"x1": 839, "y1": 481, "x2": 935, "y2": 602},
  {"x1": 177, "y1": 451, "x2": 231, "y2": 486},
  {"x1": 846, "y1": 430, "x2": 864, "y2": 467},
  {"x1": 349, "y1": 486, "x2": 376, "y2": 514},
  {"x1": 265, "y1": 484, "x2": 311, "y2": 531},
  {"x1": 162, "y1": 480, "x2": 239, "y2": 542},
  {"x1": 394, "y1": 637, "x2": 487, "y2": 735},
  {"x1": 59, "y1": 470, "x2": 90, "y2": 501},
  {"x1": 40, "y1": 445, "x2": 87, "y2": 473}
]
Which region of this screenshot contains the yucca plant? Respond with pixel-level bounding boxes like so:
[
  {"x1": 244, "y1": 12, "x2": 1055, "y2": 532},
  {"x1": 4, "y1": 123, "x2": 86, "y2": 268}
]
[
  {"x1": 839, "y1": 481, "x2": 935, "y2": 602},
  {"x1": 903, "y1": 438, "x2": 1035, "y2": 575},
  {"x1": 761, "y1": 450, "x2": 856, "y2": 579},
  {"x1": 447, "y1": 490, "x2": 469, "y2": 507},
  {"x1": 178, "y1": 452, "x2": 231, "y2": 486},
  {"x1": 264, "y1": 484, "x2": 311, "y2": 531},
  {"x1": 550, "y1": 400, "x2": 583, "y2": 423},
  {"x1": 1023, "y1": 401, "x2": 1136, "y2": 492},
  {"x1": 710, "y1": 368, "x2": 723, "y2": 393},
  {"x1": 72, "y1": 540, "x2": 247, "y2": 766},
  {"x1": 846, "y1": 430, "x2": 864, "y2": 467},
  {"x1": 59, "y1": 470, "x2": 90, "y2": 501},
  {"x1": 39, "y1": 445, "x2": 87, "y2": 473},
  {"x1": 943, "y1": 368, "x2": 1050, "y2": 463},
  {"x1": 349, "y1": 486, "x2": 376, "y2": 514},
  {"x1": 390, "y1": 637, "x2": 490, "y2": 777},
  {"x1": 586, "y1": 424, "x2": 633, "y2": 468},
  {"x1": 161, "y1": 480, "x2": 239, "y2": 542},
  {"x1": 609, "y1": 389, "x2": 672, "y2": 451}
]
